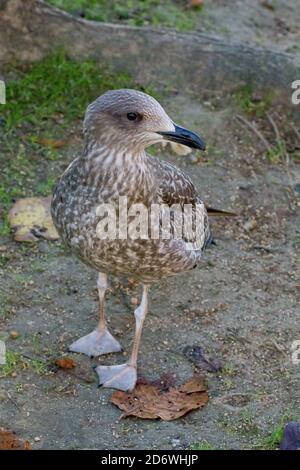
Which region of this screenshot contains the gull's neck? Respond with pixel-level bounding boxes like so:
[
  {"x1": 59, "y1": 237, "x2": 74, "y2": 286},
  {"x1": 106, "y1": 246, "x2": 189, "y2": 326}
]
[
  {"x1": 84, "y1": 138, "x2": 147, "y2": 171},
  {"x1": 81, "y1": 138, "x2": 153, "y2": 197}
]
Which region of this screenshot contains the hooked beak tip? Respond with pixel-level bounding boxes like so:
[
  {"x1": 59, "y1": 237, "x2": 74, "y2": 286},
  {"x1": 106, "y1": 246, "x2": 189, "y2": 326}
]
[{"x1": 158, "y1": 124, "x2": 206, "y2": 151}]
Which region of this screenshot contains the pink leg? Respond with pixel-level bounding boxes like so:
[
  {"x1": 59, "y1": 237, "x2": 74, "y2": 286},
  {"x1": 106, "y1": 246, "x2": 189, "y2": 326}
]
[
  {"x1": 69, "y1": 273, "x2": 122, "y2": 357},
  {"x1": 96, "y1": 284, "x2": 149, "y2": 391}
]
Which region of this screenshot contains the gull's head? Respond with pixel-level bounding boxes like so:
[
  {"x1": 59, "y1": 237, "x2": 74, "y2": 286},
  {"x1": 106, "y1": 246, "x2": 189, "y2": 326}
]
[{"x1": 84, "y1": 89, "x2": 205, "y2": 152}]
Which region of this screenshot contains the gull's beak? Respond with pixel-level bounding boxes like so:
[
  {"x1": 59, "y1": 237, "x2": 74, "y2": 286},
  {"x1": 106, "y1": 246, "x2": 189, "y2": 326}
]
[{"x1": 158, "y1": 124, "x2": 206, "y2": 151}]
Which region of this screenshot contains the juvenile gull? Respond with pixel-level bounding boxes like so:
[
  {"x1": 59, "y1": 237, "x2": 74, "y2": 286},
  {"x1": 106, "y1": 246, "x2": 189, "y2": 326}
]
[{"x1": 51, "y1": 89, "x2": 210, "y2": 392}]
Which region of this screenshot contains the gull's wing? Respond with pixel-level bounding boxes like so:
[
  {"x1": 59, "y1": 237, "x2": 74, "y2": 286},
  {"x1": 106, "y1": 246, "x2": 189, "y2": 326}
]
[{"x1": 151, "y1": 158, "x2": 212, "y2": 251}]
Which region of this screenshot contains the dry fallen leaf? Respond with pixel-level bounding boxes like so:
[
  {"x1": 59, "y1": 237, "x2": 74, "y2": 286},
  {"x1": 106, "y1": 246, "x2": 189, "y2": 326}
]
[
  {"x1": 189, "y1": 0, "x2": 204, "y2": 8},
  {"x1": 160, "y1": 141, "x2": 192, "y2": 156},
  {"x1": 55, "y1": 357, "x2": 76, "y2": 369},
  {"x1": 36, "y1": 138, "x2": 66, "y2": 148},
  {"x1": 111, "y1": 375, "x2": 208, "y2": 421},
  {"x1": 0, "y1": 427, "x2": 31, "y2": 450},
  {"x1": 170, "y1": 142, "x2": 193, "y2": 156},
  {"x1": 8, "y1": 196, "x2": 59, "y2": 242},
  {"x1": 184, "y1": 345, "x2": 222, "y2": 373}
]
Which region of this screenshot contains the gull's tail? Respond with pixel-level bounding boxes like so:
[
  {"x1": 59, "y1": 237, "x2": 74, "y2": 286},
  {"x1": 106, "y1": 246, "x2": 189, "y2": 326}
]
[
  {"x1": 203, "y1": 207, "x2": 237, "y2": 250},
  {"x1": 206, "y1": 207, "x2": 238, "y2": 217}
]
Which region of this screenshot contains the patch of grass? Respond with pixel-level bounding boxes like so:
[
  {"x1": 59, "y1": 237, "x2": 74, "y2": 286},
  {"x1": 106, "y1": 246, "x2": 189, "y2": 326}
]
[
  {"x1": 0, "y1": 350, "x2": 48, "y2": 377},
  {"x1": 266, "y1": 143, "x2": 286, "y2": 164},
  {"x1": 235, "y1": 85, "x2": 273, "y2": 118},
  {"x1": 0, "y1": 290, "x2": 14, "y2": 319},
  {"x1": 47, "y1": 0, "x2": 203, "y2": 31},
  {"x1": 220, "y1": 410, "x2": 260, "y2": 437},
  {"x1": 0, "y1": 253, "x2": 10, "y2": 267},
  {"x1": 29, "y1": 358, "x2": 48, "y2": 375},
  {"x1": 1, "y1": 50, "x2": 157, "y2": 236},
  {"x1": 259, "y1": 424, "x2": 284, "y2": 450},
  {"x1": 189, "y1": 440, "x2": 215, "y2": 450},
  {"x1": 3, "y1": 49, "x2": 133, "y2": 132},
  {"x1": 36, "y1": 177, "x2": 56, "y2": 196},
  {"x1": 0, "y1": 351, "x2": 26, "y2": 377}
]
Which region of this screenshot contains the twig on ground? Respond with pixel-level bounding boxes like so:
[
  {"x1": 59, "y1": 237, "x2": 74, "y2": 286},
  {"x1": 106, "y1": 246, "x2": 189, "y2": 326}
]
[
  {"x1": 290, "y1": 122, "x2": 300, "y2": 143},
  {"x1": 6, "y1": 391, "x2": 21, "y2": 411},
  {"x1": 235, "y1": 114, "x2": 272, "y2": 152}
]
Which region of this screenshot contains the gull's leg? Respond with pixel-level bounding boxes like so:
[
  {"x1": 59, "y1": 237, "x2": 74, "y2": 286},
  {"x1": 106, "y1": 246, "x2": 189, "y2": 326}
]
[
  {"x1": 96, "y1": 284, "x2": 149, "y2": 391},
  {"x1": 69, "y1": 273, "x2": 122, "y2": 357}
]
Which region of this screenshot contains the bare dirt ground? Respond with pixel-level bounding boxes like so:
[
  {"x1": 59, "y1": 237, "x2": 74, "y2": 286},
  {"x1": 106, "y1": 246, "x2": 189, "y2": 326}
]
[
  {"x1": 194, "y1": 0, "x2": 300, "y2": 55},
  {"x1": 0, "y1": 0, "x2": 300, "y2": 451}
]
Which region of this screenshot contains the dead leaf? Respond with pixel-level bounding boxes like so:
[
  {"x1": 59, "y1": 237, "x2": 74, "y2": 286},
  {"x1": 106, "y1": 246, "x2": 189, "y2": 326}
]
[
  {"x1": 8, "y1": 196, "x2": 59, "y2": 242},
  {"x1": 36, "y1": 138, "x2": 65, "y2": 148},
  {"x1": 111, "y1": 375, "x2": 208, "y2": 421},
  {"x1": 55, "y1": 357, "x2": 76, "y2": 369},
  {"x1": 178, "y1": 375, "x2": 207, "y2": 393},
  {"x1": 189, "y1": 0, "x2": 204, "y2": 8},
  {"x1": 0, "y1": 427, "x2": 31, "y2": 450},
  {"x1": 148, "y1": 373, "x2": 177, "y2": 392},
  {"x1": 170, "y1": 142, "x2": 193, "y2": 156},
  {"x1": 160, "y1": 141, "x2": 192, "y2": 156},
  {"x1": 184, "y1": 345, "x2": 222, "y2": 373}
]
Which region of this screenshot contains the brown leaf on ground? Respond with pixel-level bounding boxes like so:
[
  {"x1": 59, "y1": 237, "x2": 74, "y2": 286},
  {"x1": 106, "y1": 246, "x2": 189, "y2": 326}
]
[
  {"x1": 36, "y1": 138, "x2": 66, "y2": 148},
  {"x1": 148, "y1": 372, "x2": 177, "y2": 392},
  {"x1": 111, "y1": 375, "x2": 208, "y2": 421},
  {"x1": 55, "y1": 357, "x2": 76, "y2": 369},
  {"x1": 8, "y1": 196, "x2": 59, "y2": 242},
  {"x1": 189, "y1": 0, "x2": 204, "y2": 8},
  {"x1": 184, "y1": 345, "x2": 222, "y2": 373},
  {"x1": 0, "y1": 427, "x2": 31, "y2": 450}
]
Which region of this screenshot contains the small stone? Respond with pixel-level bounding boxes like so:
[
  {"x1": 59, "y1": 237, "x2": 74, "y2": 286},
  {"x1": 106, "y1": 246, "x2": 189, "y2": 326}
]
[
  {"x1": 131, "y1": 297, "x2": 139, "y2": 306},
  {"x1": 34, "y1": 437, "x2": 41, "y2": 442},
  {"x1": 294, "y1": 183, "x2": 300, "y2": 194},
  {"x1": 243, "y1": 218, "x2": 257, "y2": 232}
]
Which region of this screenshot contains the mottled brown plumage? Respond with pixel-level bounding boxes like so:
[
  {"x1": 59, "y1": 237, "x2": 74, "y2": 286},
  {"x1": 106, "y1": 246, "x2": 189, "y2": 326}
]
[{"x1": 51, "y1": 89, "x2": 209, "y2": 391}]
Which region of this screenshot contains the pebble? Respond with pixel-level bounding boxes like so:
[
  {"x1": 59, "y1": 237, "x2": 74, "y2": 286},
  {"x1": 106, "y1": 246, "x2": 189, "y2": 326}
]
[{"x1": 243, "y1": 218, "x2": 257, "y2": 231}]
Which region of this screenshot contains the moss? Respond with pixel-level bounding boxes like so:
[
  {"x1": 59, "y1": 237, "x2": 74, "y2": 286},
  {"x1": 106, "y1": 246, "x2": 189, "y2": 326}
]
[{"x1": 47, "y1": 0, "x2": 203, "y2": 31}]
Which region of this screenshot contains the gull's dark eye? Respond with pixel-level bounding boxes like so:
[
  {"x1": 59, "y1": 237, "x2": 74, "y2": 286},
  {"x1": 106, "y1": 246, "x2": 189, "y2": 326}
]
[{"x1": 127, "y1": 112, "x2": 138, "y2": 121}]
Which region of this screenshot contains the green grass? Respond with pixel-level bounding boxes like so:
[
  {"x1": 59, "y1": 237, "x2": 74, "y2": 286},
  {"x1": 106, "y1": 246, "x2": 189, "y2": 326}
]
[
  {"x1": 3, "y1": 49, "x2": 133, "y2": 132},
  {"x1": 0, "y1": 350, "x2": 48, "y2": 377},
  {"x1": 0, "y1": 50, "x2": 155, "y2": 236},
  {"x1": 47, "y1": 0, "x2": 203, "y2": 30},
  {"x1": 0, "y1": 351, "x2": 25, "y2": 377},
  {"x1": 260, "y1": 424, "x2": 284, "y2": 450},
  {"x1": 189, "y1": 440, "x2": 215, "y2": 450},
  {"x1": 235, "y1": 85, "x2": 273, "y2": 118}
]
